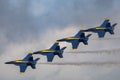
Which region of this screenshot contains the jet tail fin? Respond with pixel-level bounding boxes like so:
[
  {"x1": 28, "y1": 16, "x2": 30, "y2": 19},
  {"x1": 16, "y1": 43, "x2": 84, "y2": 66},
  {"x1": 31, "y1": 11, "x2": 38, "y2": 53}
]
[
  {"x1": 80, "y1": 33, "x2": 85, "y2": 38},
  {"x1": 112, "y1": 23, "x2": 117, "y2": 30},
  {"x1": 50, "y1": 42, "x2": 60, "y2": 50},
  {"x1": 86, "y1": 34, "x2": 92, "y2": 38},
  {"x1": 61, "y1": 47, "x2": 67, "y2": 51},
  {"x1": 57, "y1": 47, "x2": 67, "y2": 58},
  {"x1": 57, "y1": 53, "x2": 63, "y2": 58},
  {"x1": 74, "y1": 30, "x2": 85, "y2": 38},
  {"x1": 35, "y1": 58, "x2": 40, "y2": 62},
  {"x1": 31, "y1": 64, "x2": 36, "y2": 69},
  {"x1": 83, "y1": 34, "x2": 92, "y2": 45},
  {"x1": 108, "y1": 23, "x2": 117, "y2": 34},
  {"x1": 100, "y1": 18, "x2": 110, "y2": 27},
  {"x1": 31, "y1": 58, "x2": 40, "y2": 69}
]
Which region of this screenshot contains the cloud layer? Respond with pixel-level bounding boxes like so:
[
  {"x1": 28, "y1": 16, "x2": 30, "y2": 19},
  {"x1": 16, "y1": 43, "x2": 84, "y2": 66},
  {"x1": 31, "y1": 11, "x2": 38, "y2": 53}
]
[{"x1": 0, "y1": 0, "x2": 120, "y2": 80}]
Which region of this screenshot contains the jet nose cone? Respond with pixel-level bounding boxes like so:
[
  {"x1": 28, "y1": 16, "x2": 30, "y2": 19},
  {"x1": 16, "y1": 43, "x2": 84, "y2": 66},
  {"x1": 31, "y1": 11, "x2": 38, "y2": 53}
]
[
  {"x1": 5, "y1": 62, "x2": 11, "y2": 64},
  {"x1": 5, "y1": 61, "x2": 14, "y2": 64},
  {"x1": 57, "y1": 39, "x2": 65, "y2": 41},
  {"x1": 57, "y1": 39, "x2": 61, "y2": 41}
]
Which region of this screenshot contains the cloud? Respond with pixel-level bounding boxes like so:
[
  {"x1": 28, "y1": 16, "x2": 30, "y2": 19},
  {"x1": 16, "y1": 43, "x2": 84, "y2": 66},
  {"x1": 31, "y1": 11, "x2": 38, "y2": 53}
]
[
  {"x1": 0, "y1": 0, "x2": 120, "y2": 80},
  {"x1": 1, "y1": 25, "x2": 120, "y2": 80}
]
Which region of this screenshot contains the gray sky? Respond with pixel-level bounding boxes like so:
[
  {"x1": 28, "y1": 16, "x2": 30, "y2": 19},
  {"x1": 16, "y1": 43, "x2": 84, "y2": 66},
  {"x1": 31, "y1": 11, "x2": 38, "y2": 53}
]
[{"x1": 0, "y1": 0, "x2": 120, "y2": 80}]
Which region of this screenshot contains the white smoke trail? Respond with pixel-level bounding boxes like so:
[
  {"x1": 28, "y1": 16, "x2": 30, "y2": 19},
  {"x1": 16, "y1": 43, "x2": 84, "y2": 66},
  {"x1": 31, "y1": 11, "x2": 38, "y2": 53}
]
[
  {"x1": 38, "y1": 61, "x2": 120, "y2": 66},
  {"x1": 90, "y1": 37, "x2": 120, "y2": 40},
  {"x1": 65, "y1": 48, "x2": 120, "y2": 54}
]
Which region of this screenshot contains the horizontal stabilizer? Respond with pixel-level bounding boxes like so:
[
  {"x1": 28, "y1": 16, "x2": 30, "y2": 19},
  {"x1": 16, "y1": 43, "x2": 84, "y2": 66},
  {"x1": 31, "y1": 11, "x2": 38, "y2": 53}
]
[
  {"x1": 35, "y1": 58, "x2": 40, "y2": 62},
  {"x1": 61, "y1": 47, "x2": 67, "y2": 51},
  {"x1": 86, "y1": 34, "x2": 92, "y2": 38}
]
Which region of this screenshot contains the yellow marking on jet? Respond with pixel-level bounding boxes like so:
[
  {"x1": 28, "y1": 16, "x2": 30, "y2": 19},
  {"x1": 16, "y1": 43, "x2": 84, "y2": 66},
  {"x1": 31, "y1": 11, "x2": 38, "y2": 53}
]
[
  {"x1": 41, "y1": 50, "x2": 56, "y2": 52},
  {"x1": 15, "y1": 60, "x2": 28, "y2": 63},
  {"x1": 15, "y1": 60, "x2": 23, "y2": 62},
  {"x1": 72, "y1": 48, "x2": 77, "y2": 50},
  {"x1": 29, "y1": 52, "x2": 34, "y2": 54},
  {"x1": 80, "y1": 28, "x2": 86, "y2": 30},
  {"x1": 67, "y1": 38, "x2": 80, "y2": 40},
  {"x1": 95, "y1": 28, "x2": 106, "y2": 30},
  {"x1": 20, "y1": 72, "x2": 25, "y2": 74},
  {"x1": 104, "y1": 18, "x2": 110, "y2": 20}
]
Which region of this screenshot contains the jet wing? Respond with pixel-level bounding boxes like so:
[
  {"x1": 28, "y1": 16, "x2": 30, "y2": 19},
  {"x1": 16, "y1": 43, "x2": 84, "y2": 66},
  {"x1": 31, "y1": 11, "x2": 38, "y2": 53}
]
[
  {"x1": 46, "y1": 53, "x2": 55, "y2": 62},
  {"x1": 100, "y1": 18, "x2": 110, "y2": 27},
  {"x1": 23, "y1": 54, "x2": 33, "y2": 61},
  {"x1": 74, "y1": 30, "x2": 84, "y2": 37},
  {"x1": 97, "y1": 30, "x2": 106, "y2": 38},
  {"x1": 19, "y1": 64, "x2": 27, "y2": 74},
  {"x1": 71, "y1": 41, "x2": 80, "y2": 49},
  {"x1": 50, "y1": 42, "x2": 60, "y2": 50}
]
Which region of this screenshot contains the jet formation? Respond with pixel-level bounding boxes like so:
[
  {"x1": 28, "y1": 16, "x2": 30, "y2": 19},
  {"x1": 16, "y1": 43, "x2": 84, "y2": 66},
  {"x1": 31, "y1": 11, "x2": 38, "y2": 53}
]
[{"x1": 5, "y1": 18, "x2": 117, "y2": 74}]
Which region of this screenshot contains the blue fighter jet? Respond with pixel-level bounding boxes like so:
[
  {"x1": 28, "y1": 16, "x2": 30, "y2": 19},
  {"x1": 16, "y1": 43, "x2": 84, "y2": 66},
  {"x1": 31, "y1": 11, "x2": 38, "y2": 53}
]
[
  {"x1": 33, "y1": 42, "x2": 66, "y2": 62},
  {"x1": 57, "y1": 30, "x2": 92, "y2": 50},
  {"x1": 83, "y1": 18, "x2": 117, "y2": 38},
  {"x1": 5, "y1": 54, "x2": 40, "y2": 74}
]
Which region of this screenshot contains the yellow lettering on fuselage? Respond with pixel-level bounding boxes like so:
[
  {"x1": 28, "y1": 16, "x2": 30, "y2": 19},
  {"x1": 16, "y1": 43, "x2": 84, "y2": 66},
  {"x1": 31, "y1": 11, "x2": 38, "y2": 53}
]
[
  {"x1": 67, "y1": 38, "x2": 80, "y2": 40},
  {"x1": 105, "y1": 18, "x2": 110, "y2": 20},
  {"x1": 95, "y1": 28, "x2": 107, "y2": 30},
  {"x1": 72, "y1": 48, "x2": 77, "y2": 50},
  {"x1": 15, "y1": 60, "x2": 28, "y2": 63},
  {"x1": 80, "y1": 28, "x2": 86, "y2": 30},
  {"x1": 20, "y1": 72, "x2": 25, "y2": 74},
  {"x1": 41, "y1": 50, "x2": 56, "y2": 52}
]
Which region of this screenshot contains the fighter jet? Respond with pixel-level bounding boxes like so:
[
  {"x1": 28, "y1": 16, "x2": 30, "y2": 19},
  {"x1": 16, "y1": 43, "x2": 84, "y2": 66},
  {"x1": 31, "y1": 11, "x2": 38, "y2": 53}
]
[
  {"x1": 83, "y1": 18, "x2": 117, "y2": 38},
  {"x1": 5, "y1": 54, "x2": 40, "y2": 74},
  {"x1": 33, "y1": 42, "x2": 66, "y2": 62},
  {"x1": 57, "y1": 30, "x2": 92, "y2": 50}
]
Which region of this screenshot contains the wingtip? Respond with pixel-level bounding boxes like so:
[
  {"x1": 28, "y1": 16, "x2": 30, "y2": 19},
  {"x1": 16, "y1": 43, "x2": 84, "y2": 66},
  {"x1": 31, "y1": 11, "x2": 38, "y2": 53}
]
[
  {"x1": 72, "y1": 48, "x2": 77, "y2": 50},
  {"x1": 20, "y1": 72, "x2": 25, "y2": 74},
  {"x1": 104, "y1": 18, "x2": 110, "y2": 20},
  {"x1": 80, "y1": 28, "x2": 86, "y2": 30}
]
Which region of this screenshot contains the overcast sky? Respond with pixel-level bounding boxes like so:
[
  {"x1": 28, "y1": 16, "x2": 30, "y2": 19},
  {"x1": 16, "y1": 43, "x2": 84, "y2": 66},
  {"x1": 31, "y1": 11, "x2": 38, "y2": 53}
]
[{"x1": 0, "y1": 0, "x2": 120, "y2": 80}]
